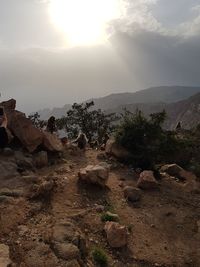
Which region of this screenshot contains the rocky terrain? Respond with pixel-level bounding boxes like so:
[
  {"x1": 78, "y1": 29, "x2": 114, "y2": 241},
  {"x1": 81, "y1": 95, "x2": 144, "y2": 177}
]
[
  {"x1": 0, "y1": 142, "x2": 200, "y2": 266},
  {"x1": 0, "y1": 98, "x2": 200, "y2": 267}
]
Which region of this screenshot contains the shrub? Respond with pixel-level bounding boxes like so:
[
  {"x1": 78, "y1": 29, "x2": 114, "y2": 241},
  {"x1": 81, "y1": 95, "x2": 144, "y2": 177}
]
[
  {"x1": 115, "y1": 109, "x2": 183, "y2": 168},
  {"x1": 92, "y1": 247, "x2": 108, "y2": 266},
  {"x1": 101, "y1": 212, "x2": 119, "y2": 222}
]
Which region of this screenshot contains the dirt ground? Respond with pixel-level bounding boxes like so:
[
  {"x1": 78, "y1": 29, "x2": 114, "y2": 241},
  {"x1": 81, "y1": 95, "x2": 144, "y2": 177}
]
[{"x1": 0, "y1": 149, "x2": 200, "y2": 267}]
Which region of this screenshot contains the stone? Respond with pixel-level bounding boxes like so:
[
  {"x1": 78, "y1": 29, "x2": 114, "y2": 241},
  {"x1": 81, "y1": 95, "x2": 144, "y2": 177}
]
[
  {"x1": 53, "y1": 243, "x2": 80, "y2": 260},
  {"x1": 29, "y1": 179, "x2": 54, "y2": 199},
  {"x1": 65, "y1": 260, "x2": 80, "y2": 267},
  {"x1": 123, "y1": 186, "x2": 142, "y2": 202},
  {"x1": 104, "y1": 222, "x2": 127, "y2": 248},
  {"x1": 105, "y1": 139, "x2": 131, "y2": 160},
  {"x1": 78, "y1": 164, "x2": 109, "y2": 187},
  {"x1": 137, "y1": 170, "x2": 158, "y2": 190},
  {"x1": 160, "y1": 164, "x2": 185, "y2": 180},
  {"x1": 43, "y1": 132, "x2": 63, "y2": 152},
  {"x1": 7, "y1": 110, "x2": 44, "y2": 152},
  {"x1": 34, "y1": 151, "x2": 48, "y2": 168},
  {"x1": 0, "y1": 244, "x2": 12, "y2": 267},
  {"x1": 0, "y1": 161, "x2": 19, "y2": 179},
  {"x1": 0, "y1": 188, "x2": 24, "y2": 198}
]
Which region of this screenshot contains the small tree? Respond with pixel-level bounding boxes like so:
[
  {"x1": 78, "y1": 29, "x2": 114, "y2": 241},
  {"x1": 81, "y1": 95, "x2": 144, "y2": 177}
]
[
  {"x1": 115, "y1": 109, "x2": 181, "y2": 168},
  {"x1": 28, "y1": 112, "x2": 46, "y2": 129},
  {"x1": 56, "y1": 101, "x2": 117, "y2": 144}
]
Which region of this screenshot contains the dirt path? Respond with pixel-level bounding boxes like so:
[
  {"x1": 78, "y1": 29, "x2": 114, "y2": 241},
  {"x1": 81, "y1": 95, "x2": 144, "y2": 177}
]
[{"x1": 0, "y1": 149, "x2": 200, "y2": 266}]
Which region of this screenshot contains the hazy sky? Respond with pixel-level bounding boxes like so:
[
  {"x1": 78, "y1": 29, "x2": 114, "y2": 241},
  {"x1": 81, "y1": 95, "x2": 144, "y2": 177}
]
[{"x1": 0, "y1": 0, "x2": 200, "y2": 113}]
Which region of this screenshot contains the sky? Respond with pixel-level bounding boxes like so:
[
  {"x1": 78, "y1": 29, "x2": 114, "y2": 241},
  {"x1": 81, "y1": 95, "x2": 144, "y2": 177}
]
[{"x1": 0, "y1": 0, "x2": 200, "y2": 113}]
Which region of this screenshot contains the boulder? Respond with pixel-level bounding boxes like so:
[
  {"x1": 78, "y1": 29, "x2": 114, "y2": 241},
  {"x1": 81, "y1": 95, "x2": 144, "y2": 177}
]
[
  {"x1": 1, "y1": 98, "x2": 16, "y2": 111},
  {"x1": 43, "y1": 132, "x2": 63, "y2": 152},
  {"x1": 8, "y1": 110, "x2": 43, "y2": 152},
  {"x1": 34, "y1": 151, "x2": 48, "y2": 168},
  {"x1": 105, "y1": 139, "x2": 131, "y2": 161},
  {"x1": 137, "y1": 170, "x2": 158, "y2": 190},
  {"x1": 0, "y1": 244, "x2": 12, "y2": 267},
  {"x1": 78, "y1": 164, "x2": 109, "y2": 187},
  {"x1": 123, "y1": 186, "x2": 142, "y2": 202},
  {"x1": 160, "y1": 164, "x2": 185, "y2": 180},
  {"x1": 104, "y1": 222, "x2": 127, "y2": 248}
]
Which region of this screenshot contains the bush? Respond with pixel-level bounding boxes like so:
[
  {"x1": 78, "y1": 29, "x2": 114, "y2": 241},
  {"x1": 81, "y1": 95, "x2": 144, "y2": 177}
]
[
  {"x1": 92, "y1": 247, "x2": 108, "y2": 266},
  {"x1": 115, "y1": 109, "x2": 183, "y2": 168},
  {"x1": 101, "y1": 212, "x2": 119, "y2": 222}
]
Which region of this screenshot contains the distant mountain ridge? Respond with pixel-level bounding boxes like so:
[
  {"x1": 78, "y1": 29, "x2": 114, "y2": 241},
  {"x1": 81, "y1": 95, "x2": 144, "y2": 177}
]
[{"x1": 37, "y1": 86, "x2": 200, "y2": 125}]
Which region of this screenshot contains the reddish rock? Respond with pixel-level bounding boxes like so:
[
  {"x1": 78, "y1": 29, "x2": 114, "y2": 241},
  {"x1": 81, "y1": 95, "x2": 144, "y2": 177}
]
[
  {"x1": 104, "y1": 222, "x2": 127, "y2": 248},
  {"x1": 137, "y1": 170, "x2": 158, "y2": 190}
]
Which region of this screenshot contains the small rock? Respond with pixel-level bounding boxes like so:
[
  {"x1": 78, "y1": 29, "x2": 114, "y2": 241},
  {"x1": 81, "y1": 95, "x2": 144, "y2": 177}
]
[
  {"x1": 78, "y1": 164, "x2": 109, "y2": 187},
  {"x1": 160, "y1": 164, "x2": 185, "y2": 180},
  {"x1": 53, "y1": 243, "x2": 80, "y2": 260},
  {"x1": 104, "y1": 222, "x2": 127, "y2": 248},
  {"x1": 0, "y1": 244, "x2": 12, "y2": 267},
  {"x1": 137, "y1": 171, "x2": 158, "y2": 190},
  {"x1": 123, "y1": 186, "x2": 142, "y2": 202},
  {"x1": 95, "y1": 205, "x2": 105, "y2": 212}
]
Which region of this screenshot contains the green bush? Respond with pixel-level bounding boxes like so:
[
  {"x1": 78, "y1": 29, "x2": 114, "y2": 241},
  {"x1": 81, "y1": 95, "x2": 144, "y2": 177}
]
[
  {"x1": 115, "y1": 109, "x2": 183, "y2": 168},
  {"x1": 92, "y1": 247, "x2": 108, "y2": 266},
  {"x1": 101, "y1": 212, "x2": 119, "y2": 222}
]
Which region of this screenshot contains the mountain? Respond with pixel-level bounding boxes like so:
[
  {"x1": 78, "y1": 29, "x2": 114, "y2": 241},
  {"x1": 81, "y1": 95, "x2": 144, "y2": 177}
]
[
  {"x1": 36, "y1": 86, "x2": 200, "y2": 121},
  {"x1": 107, "y1": 93, "x2": 200, "y2": 130},
  {"x1": 90, "y1": 86, "x2": 200, "y2": 110}
]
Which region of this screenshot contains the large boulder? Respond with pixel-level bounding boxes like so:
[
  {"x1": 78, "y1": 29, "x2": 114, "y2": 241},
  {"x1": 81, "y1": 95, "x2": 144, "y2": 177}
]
[
  {"x1": 0, "y1": 98, "x2": 16, "y2": 111},
  {"x1": 137, "y1": 170, "x2": 158, "y2": 190},
  {"x1": 160, "y1": 164, "x2": 185, "y2": 180},
  {"x1": 78, "y1": 164, "x2": 109, "y2": 187},
  {"x1": 105, "y1": 139, "x2": 131, "y2": 161},
  {"x1": 8, "y1": 110, "x2": 43, "y2": 152},
  {"x1": 104, "y1": 222, "x2": 127, "y2": 248},
  {"x1": 43, "y1": 132, "x2": 63, "y2": 152}
]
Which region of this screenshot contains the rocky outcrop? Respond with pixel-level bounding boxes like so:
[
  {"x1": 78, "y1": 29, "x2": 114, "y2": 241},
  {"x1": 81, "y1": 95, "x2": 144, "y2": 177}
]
[
  {"x1": 137, "y1": 170, "x2": 158, "y2": 190},
  {"x1": 104, "y1": 222, "x2": 127, "y2": 248},
  {"x1": 78, "y1": 164, "x2": 109, "y2": 187}
]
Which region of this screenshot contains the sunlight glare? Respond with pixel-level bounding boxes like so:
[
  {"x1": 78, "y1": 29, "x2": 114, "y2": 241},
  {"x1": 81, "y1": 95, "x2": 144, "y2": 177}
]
[{"x1": 49, "y1": 0, "x2": 122, "y2": 46}]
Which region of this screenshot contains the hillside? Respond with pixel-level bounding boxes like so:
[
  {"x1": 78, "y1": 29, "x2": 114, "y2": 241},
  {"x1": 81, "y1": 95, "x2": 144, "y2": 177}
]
[
  {"x1": 37, "y1": 86, "x2": 200, "y2": 120},
  {"x1": 1, "y1": 148, "x2": 200, "y2": 267},
  {"x1": 107, "y1": 93, "x2": 200, "y2": 130}
]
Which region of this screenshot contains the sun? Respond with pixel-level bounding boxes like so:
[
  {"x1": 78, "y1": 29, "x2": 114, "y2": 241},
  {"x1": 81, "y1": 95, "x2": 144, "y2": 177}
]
[{"x1": 49, "y1": 0, "x2": 122, "y2": 46}]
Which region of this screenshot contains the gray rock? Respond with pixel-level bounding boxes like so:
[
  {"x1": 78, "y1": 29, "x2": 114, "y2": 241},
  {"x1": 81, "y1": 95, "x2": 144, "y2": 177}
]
[
  {"x1": 0, "y1": 161, "x2": 19, "y2": 179},
  {"x1": 160, "y1": 164, "x2": 185, "y2": 180}
]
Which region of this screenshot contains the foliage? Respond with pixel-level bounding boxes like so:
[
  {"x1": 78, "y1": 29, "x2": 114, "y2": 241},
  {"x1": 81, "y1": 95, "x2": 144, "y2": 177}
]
[
  {"x1": 92, "y1": 247, "x2": 108, "y2": 267},
  {"x1": 101, "y1": 212, "x2": 119, "y2": 222},
  {"x1": 56, "y1": 101, "x2": 117, "y2": 144},
  {"x1": 115, "y1": 109, "x2": 183, "y2": 168},
  {"x1": 28, "y1": 112, "x2": 46, "y2": 129}
]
